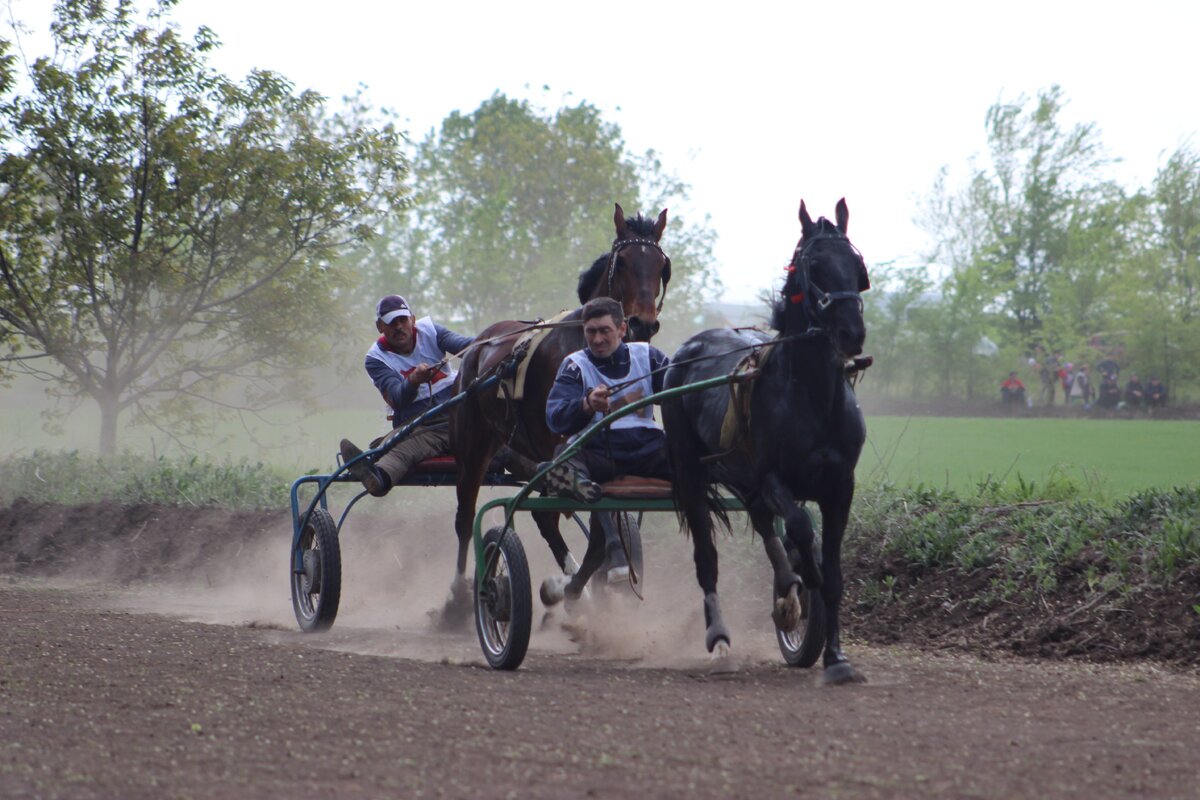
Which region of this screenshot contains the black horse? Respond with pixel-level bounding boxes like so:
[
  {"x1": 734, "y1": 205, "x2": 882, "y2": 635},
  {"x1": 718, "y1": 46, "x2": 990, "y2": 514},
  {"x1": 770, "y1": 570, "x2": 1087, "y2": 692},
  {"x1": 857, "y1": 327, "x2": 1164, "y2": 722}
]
[{"x1": 661, "y1": 199, "x2": 870, "y2": 684}]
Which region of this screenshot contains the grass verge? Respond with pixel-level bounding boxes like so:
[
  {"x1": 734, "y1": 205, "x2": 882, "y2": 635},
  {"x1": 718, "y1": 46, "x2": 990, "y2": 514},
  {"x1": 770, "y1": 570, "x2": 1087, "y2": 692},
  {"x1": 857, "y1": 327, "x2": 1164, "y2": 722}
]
[{"x1": 0, "y1": 450, "x2": 292, "y2": 509}]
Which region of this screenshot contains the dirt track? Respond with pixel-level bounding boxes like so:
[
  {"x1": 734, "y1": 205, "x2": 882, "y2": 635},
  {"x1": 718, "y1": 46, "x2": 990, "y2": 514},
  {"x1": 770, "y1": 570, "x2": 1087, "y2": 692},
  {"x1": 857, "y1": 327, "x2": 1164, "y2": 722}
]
[{"x1": 2, "y1": 502, "x2": 1200, "y2": 798}]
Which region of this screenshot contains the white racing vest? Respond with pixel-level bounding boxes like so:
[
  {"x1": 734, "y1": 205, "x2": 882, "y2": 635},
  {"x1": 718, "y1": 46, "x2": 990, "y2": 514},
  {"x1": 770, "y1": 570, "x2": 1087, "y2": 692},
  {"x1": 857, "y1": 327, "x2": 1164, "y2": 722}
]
[
  {"x1": 565, "y1": 342, "x2": 660, "y2": 442},
  {"x1": 366, "y1": 316, "x2": 458, "y2": 421}
]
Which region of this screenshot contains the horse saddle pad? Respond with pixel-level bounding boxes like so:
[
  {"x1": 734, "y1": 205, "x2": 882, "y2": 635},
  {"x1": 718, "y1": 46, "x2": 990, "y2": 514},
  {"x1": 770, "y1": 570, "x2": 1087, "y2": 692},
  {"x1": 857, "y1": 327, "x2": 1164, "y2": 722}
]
[
  {"x1": 499, "y1": 309, "x2": 574, "y2": 401},
  {"x1": 717, "y1": 346, "x2": 771, "y2": 454}
]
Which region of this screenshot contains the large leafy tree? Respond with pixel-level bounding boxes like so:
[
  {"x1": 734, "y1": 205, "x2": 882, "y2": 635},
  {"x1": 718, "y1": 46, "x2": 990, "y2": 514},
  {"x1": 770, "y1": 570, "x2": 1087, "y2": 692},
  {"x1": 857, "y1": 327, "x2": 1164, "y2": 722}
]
[
  {"x1": 922, "y1": 86, "x2": 1113, "y2": 343},
  {"x1": 1118, "y1": 143, "x2": 1200, "y2": 388},
  {"x1": 363, "y1": 92, "x2": 719, "y2": 335},
  {"x1": 0, "y1": 0, "x2": 407, "y2": 454}
]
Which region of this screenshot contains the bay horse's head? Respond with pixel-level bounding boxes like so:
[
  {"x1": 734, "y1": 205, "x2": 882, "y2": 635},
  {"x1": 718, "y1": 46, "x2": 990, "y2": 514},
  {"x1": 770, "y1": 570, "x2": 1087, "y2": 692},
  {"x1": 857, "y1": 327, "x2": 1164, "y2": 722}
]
[
  {"x1": 774, "y1": 198, "x2": 870, "y2": 358},
  {"x1": 576, "y1": 204, "x2": 670, "y2": 342}
]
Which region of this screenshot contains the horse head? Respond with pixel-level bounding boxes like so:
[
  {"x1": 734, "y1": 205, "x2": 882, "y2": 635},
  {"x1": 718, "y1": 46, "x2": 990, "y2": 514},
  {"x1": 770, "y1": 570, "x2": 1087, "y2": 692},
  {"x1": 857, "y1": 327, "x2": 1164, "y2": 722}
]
[
  {"x1": 577, "y1": 204, "x2": 670, "y2": 341},
  {"x1": 775, "y1": 198, "x2": 870, "y2": 358}
]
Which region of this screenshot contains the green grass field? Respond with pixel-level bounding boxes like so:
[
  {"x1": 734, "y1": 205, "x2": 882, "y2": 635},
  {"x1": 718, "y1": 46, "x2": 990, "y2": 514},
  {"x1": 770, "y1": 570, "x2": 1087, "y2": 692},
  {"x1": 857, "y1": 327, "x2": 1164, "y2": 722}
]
[
  {"x1": 3, "y1": 401, "x2": 1198, "y2": 500},
  {"x1": 862, "y1": 416, "x2": 1200, "y2": 498}
]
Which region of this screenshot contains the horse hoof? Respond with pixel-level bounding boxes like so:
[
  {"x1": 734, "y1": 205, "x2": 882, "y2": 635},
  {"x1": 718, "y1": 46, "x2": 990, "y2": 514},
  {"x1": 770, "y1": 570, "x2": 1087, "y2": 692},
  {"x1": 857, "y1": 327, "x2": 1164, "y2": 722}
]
[
  {"x1": 709, "y1": 641, "x2": 736, "y2": 674},
  {"x1": 821, "y1": 661, "x2": 866, "y2": 686},
  {"x1": 540, "y1": 574, "x2": 568, "y2": 607},
  {"x1": 432, "y1": 593, "x2": 472, "y2": 632},
  {"x1": 772, "y1": 585, "x2": 802, "y2": 631}
]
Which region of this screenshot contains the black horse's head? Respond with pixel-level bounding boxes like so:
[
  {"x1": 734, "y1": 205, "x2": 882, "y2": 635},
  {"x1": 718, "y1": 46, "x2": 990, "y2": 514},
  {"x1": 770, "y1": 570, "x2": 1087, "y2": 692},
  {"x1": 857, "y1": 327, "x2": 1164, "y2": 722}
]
[
  {"x1": 577, "y1": 204, "x2": 671, "y2": 341},
  {"x1": 773, "y1": 198, "x2": 870, "y2": 358}
]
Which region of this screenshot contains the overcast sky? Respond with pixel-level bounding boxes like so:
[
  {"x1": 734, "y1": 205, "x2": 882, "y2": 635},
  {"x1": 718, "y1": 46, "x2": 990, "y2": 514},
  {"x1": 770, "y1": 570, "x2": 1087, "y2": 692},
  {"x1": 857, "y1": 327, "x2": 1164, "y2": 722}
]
[{"x1": 9, "y1": 0, "x2": 1199, "y2": 303}]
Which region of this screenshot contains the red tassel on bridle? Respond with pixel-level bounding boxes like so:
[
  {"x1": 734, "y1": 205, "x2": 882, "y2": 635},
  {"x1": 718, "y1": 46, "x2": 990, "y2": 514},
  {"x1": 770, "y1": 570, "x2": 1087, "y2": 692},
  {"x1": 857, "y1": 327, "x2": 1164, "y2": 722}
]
[{"x1": 784, "y1": 262, "x2": 802, "y2": 303}]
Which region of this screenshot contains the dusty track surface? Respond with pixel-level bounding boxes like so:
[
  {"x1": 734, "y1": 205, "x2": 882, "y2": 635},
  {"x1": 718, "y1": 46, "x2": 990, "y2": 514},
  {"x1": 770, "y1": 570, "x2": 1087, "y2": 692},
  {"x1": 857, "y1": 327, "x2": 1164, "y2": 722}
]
[{"x1": 2, "y1": 501, "x2": 1199, "y2": 798}]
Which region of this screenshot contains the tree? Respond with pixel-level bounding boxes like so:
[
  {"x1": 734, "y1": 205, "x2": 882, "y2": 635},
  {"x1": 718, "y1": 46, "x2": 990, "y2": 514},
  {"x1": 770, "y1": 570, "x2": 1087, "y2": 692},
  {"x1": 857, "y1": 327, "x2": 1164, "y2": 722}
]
[
  {"x1": 378, "y1": 92, "x2": 720, "y2": 335},
  {"x1": 921, "y1": 86, "x2": 1113, "y2": 343},
  {"x1": 1117, "y1": 143, "x2": 1200, "y2": 390},
  {"x1": 860, "y1": 261, "x2": 931, "y2": 397},
  {"x1": 0, "y1": 0, "x2": 407, "y2": 454}
]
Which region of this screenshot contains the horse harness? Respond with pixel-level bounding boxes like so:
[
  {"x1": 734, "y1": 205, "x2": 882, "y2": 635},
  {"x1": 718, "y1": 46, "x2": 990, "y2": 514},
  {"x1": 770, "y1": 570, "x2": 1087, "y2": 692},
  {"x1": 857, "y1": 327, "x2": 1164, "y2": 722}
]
[
  {"x1": 788, "y1": 233, "x2": 867, "y2": 323},
  {"x1": 606, "y1": 236, "x2": 671, "y2": 313},
  {"x1": 709, "y1": 343, "x2": 773, "y2": 463}
]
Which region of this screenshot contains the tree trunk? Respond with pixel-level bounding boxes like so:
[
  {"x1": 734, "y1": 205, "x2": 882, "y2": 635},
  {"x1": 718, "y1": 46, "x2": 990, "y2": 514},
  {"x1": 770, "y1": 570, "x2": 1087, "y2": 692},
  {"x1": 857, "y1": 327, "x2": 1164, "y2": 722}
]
[{"x1": 98, "y1": 397, "x2": 120, "y2": 458}]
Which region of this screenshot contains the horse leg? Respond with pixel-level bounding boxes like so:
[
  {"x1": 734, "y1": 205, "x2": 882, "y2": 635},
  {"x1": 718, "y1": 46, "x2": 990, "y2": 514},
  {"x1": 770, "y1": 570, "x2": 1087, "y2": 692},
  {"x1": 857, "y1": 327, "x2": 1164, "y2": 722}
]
[
  {"x1": 747, "y1": 504, "x2": 804, "y2": 633},
  {"x1": 445, "y1": 432, "x2": 500, "y2": 630},
  {"x1": 540, "y1": 511, "x2": 606, "y2": 606},
  {"x1": 497, "y1": 451, "x2": 576, "y2": 572},
  {"x1": 817, "y1": 490, "x2": 865, "y2": 685},
  {"x1": 532, "y1": 510, "x2": 573, "y2": 572},
  {"x1": 676, "y1": 486, "x2": 730, "y2": 661},
  {"x1": 693, "y1": 520, "x2": 732, "y2": 664},
  {"x1": 759, "y1": 473, "x2": 822, "y2": 591}
]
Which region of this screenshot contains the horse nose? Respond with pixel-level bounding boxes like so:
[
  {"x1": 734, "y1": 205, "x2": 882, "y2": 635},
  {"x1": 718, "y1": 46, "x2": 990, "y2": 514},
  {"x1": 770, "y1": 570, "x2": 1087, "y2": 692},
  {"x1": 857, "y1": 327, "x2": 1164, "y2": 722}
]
[
  {"x1": 627, "y1": 316, "x2": 658, "y2": 341},
  {"x1": 840, "y1": 326, "x2": 866, "y2": 357}
]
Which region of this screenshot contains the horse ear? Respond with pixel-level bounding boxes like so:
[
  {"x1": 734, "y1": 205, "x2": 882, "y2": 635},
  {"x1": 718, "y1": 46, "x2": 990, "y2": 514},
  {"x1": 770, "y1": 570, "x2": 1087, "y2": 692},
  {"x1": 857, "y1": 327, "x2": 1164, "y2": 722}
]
[
  {"x1": 614, "y1": 203, "x2": 628, "y2": 238},
  {"x1": 799, "y1": 200, "x2": 815, "y2": 237},
  {"x1": 652, "y1": 208, "x2": 668, "y2": 241},
  {"x1": 835, "y1": 198, "x2": 849, "y2": 234}
]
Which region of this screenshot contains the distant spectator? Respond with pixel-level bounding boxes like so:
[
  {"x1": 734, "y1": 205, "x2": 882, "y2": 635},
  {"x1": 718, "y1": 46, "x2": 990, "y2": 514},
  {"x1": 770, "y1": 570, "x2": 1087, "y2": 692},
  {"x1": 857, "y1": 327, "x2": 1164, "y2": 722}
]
[
  {"x1": 1061, "y1": 362, "x2": 1075, "y2": 405},
  {"x1": 1097, "y1": 359, "x2": 1120, "y2": 381},
  {"x1": 1029, "y1": 346, "x2": 1060, "y2": 406},
  {"x1": 1068, "y1": 364, "x2": 1094, "y2": 408},
  {"x1": 1000, "y1": 371, "x2": 1027, "y2": 406},
  {"x1": 1097, "y1": 372, "x2": 1121, "y2": 409},
  {"x1": 1146, "y1": 377, "x2": 1167, "y2": 409},
  {"x1": 1124, "y1": 374, "x2": 1144, "y2": 409}
]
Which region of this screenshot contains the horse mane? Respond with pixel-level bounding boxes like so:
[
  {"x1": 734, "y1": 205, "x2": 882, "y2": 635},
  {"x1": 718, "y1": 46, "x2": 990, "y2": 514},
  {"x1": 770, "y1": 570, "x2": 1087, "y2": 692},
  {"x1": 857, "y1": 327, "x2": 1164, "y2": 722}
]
[
  {"x1": 576, "y1": 213, "x2": 661, "y2": 303},
  {"x1": 770, "y1": 217, "x2": 840, "y2": 331}
]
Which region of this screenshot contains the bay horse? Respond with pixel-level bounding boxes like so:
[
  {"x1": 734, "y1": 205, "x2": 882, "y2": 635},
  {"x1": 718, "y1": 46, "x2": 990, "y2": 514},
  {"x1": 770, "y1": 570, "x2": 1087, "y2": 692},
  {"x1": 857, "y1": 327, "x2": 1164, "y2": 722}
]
[
  {"x1": 661, "y1": 199, "x2": 870, "y2": 684},
  {"x1": 441, "y1": 204, "x2": 671, "y2": 621}
]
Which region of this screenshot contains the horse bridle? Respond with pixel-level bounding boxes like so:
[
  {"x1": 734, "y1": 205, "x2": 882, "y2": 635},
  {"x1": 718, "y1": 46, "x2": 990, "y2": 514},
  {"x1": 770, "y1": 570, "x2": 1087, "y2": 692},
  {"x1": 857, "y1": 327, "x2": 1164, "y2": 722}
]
[
  {"x1": 789, "y1": 233, "x2": 866, "y2": 315},
  {"x1": 606, "y1": 237, "x2": 670, "y2": 313}
]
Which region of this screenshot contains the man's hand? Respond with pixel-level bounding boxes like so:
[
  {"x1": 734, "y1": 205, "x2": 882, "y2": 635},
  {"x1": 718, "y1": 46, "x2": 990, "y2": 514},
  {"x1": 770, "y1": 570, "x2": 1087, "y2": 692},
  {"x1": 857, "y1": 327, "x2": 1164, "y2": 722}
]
[
  {"x1": 585, "y1": 385, "x2": 611, "y2": 414},
  {"x1": 408, "y1": 363, "x2": 436, "y2": 385}
]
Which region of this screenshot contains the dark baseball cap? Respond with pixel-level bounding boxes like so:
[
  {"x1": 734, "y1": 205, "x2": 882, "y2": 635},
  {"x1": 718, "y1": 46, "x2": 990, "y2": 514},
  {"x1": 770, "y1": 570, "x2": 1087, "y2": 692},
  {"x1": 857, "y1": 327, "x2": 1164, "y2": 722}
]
[{"x1": 376, "y1": 295, "x2": 412, "y2": 324}]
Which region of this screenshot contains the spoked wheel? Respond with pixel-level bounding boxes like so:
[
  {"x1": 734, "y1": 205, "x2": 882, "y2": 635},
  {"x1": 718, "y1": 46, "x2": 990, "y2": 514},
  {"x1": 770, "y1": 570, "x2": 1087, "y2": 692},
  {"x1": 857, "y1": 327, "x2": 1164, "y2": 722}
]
[
  {"x1": 775, "y1": 583, "x2": 826, "y2": 667},
  {"x1": 776, "y1": 522, "x2": 825, "y2": 667},
  {"x1": 290, "y1": 507, "x2": 342, "y2": 632},
  {"x1": 475, "y1": 526, "x2": 532, "y2": 671}
]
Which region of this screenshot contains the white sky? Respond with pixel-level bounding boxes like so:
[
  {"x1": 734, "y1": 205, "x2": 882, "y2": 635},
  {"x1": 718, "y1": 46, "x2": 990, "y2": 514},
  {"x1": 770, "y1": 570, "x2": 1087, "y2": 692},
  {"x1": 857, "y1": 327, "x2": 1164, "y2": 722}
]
[{"x1": 9, "y1": 0, "x2": 1200, "y2": 302}]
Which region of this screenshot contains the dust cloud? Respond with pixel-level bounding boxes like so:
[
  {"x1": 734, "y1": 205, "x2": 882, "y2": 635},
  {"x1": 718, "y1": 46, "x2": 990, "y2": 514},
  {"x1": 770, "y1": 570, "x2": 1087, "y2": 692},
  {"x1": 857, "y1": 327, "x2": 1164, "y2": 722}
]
[{"x1": 97, "y1": 494, "x2": 791, "y2": 671}]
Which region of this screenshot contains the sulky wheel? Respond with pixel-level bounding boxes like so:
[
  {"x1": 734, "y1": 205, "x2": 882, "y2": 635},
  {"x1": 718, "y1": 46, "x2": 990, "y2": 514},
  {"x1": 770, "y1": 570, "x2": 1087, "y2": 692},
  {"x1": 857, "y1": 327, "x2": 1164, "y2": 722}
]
[
  {"x1": 475, "y1": 526, "x2": 532, "y2": 671},
  {"x1": 776, "y1": 512, "x2": 825, "y2": 667},
  {"x1": 775, "y1": 583, "x2": 827, "y2": 667},
  {"x1": 291, "y1": 506, "x2": 342, "y2": 633}
]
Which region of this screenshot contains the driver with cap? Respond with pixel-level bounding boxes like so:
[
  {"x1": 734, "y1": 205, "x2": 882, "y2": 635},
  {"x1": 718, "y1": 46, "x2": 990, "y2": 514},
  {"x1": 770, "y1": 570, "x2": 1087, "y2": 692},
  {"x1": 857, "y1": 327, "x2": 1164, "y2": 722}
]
[{"x1": 340, "y1": 295, "x2": 473, "y2": 496}]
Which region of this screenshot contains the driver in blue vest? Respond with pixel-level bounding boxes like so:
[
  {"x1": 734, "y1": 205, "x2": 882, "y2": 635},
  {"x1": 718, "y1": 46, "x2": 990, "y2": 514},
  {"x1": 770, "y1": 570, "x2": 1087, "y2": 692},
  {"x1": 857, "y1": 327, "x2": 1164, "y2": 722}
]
[
  {"x1": 544, "y1": 296, "x2": 672, "y2": 507},
  {"x1": 339, "y1": 295, "x2": 473, "y2": 496}
]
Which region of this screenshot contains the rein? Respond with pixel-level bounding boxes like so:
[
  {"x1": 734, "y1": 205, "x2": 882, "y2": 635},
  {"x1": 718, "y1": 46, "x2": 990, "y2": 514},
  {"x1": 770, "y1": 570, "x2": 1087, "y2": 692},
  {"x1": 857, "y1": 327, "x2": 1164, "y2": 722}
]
[
  {"x1": 599, "y1": 329, "x2": 827, "y2": 397},
  {"x1": 425, "y1": 318, "x2": 585, "y2": 375}
]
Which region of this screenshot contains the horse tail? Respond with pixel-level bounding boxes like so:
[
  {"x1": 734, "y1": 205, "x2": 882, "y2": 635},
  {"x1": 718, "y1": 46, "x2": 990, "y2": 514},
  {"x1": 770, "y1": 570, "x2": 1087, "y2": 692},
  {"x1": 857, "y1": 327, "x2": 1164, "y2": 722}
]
[{"x1": 662, "y1": 379, "x2": 732, "y2": 538}]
